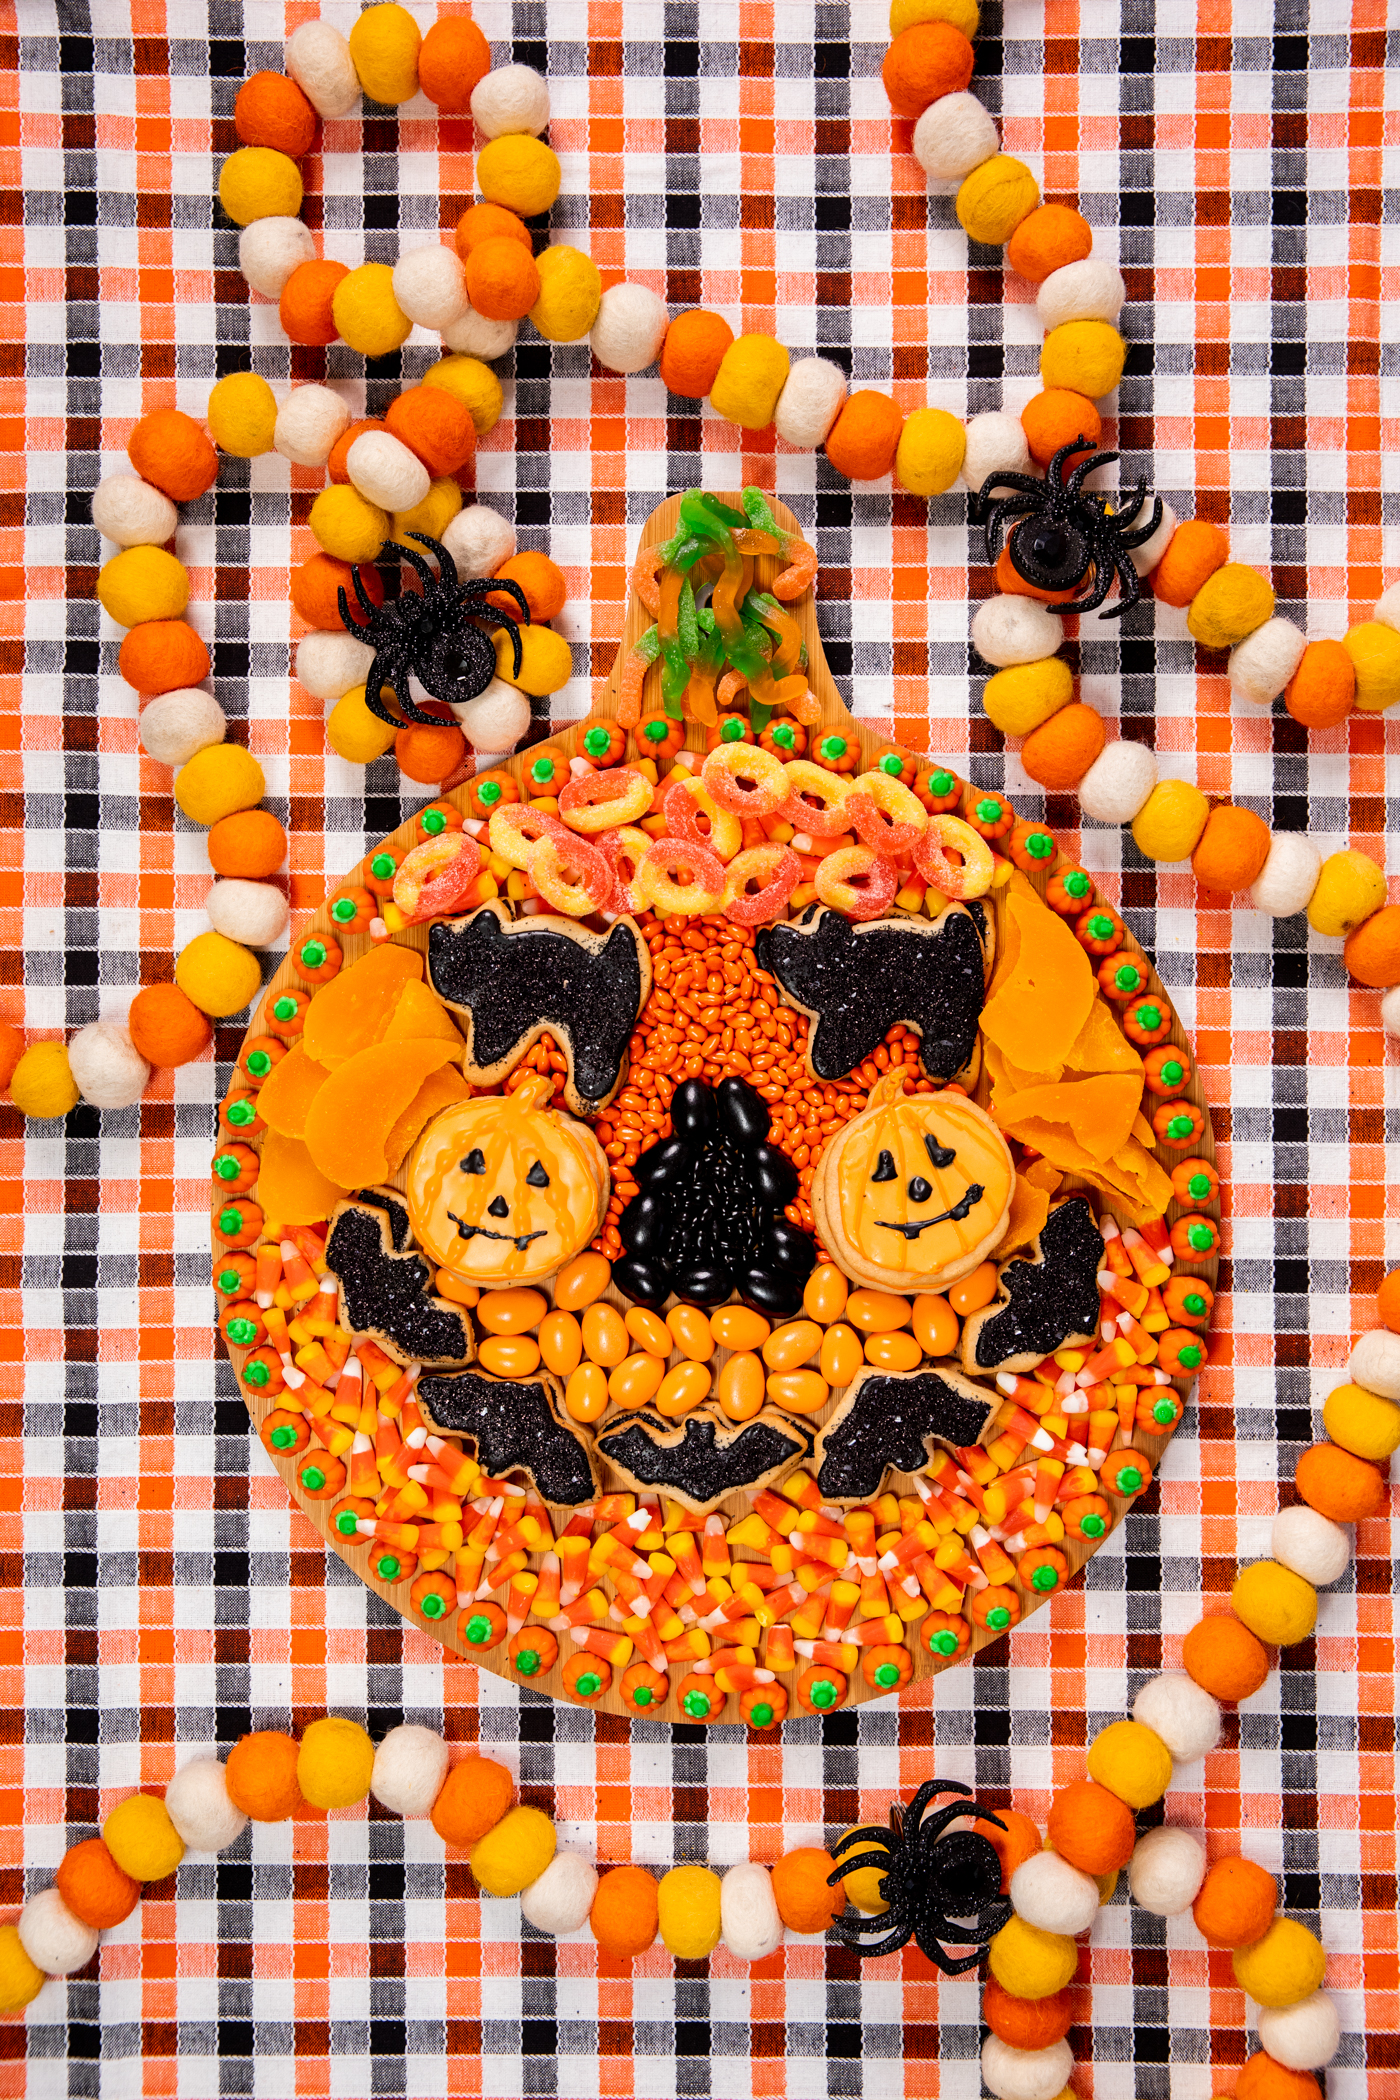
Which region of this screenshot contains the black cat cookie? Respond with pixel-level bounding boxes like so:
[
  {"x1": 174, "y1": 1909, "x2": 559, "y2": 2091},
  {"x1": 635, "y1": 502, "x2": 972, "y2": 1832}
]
[
  {"x1": 324, "y1": 1189, "x2": 475, "y2": 1370},
  {"x1": 814, "y1": 1365, "x2": 996, "y2": 1504},
  {"x1": 960, "y1": 1195, "x2": 1104, "y2": 1376},
  {"x1": 595, "y1": 1407, "x2": 813, "y2": 1513},
  {"x1": 416, "y1": 1366, "x2": 599, "y2": 1507}
]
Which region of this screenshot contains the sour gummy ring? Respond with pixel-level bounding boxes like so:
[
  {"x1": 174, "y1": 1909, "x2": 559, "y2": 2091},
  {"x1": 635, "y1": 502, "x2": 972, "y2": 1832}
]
[
  {"x1": 699, "y1": 740, "x2": 789, "y2": 817},
  {"x1": 913, "y1": 813, "x2": 997, "y2": 901},
  {"x1": 391, "y1": 833, "x2": 482, "y2": 924},
  {"x1": 597, "y1": 825, "x2": 653, "y2": 916},
  {"x1": 813, "y1": 844, "x2": 898, "y2": 922},
  {"x1": 638, "y1": 837, "x2": 726, "y2": 916},
  {"x1": 529, "y1": 833, "x2": 612, "y2": 918},
  {"x1": 557, "y1": 765, "x2": 653, "y2": 834},
  {"x1": 487, "y1": 803, "x2": 572, "y2": 871},
  {"x1": 779, "y1": 758, "x2": 854, "y2": 838},
  {"x1": 844, "y1": 770, "x2": 928, "y2": 857},
  {"x1": 721, "y1": 843, "x2": 801, "y2": 925},
  {"x1": 662, "y1": 777, "x2": 742, "y2": 862}
]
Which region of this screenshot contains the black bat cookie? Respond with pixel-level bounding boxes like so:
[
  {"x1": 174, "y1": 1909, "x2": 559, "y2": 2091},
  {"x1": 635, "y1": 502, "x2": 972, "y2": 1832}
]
[
  {"x1": 417, "y1": 1368, "x2": 598, "y2": 1507},
  {"x1": 427, "y1": 901, "x2": 651, "y2": 1116},
  {"x1": 596, "y1": 1407, "x2": 813, "y2": 1513},
  {"x1": 814, "y1": 1366, "x2": 995, "y2": 1503},
  {"x1": 960, "y1": 1195, "x2": 1104, "y2": 1376},
  {"x1": 755, "y1": 903, "x2": 988, "y2": 1084},
  {"x1": 325, "y1": 1190, "x2": 475, "y2": 1369}
]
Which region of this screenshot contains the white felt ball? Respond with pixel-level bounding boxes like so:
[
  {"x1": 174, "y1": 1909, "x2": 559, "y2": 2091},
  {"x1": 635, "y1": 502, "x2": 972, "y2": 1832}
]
[
  {"x1": 1348, "y1": 1329, "x2": 1400, "y2": 1401},
  {"x1": 981, "y1": 2035, "x2": 1074, "y2": 2100},
  {"x1": 961, "y1": 410, "x2": 1032, "y2": 495},
  {"x1": 138, "y1": 688, "x2": 226, "y2": 768},
  {"x1": 393, "y1": 245, "x2": 470, "y2": 332},
  {"x1": 520, "y1": 1851, "x2": 598, "y2": 1936},
  {"x1": 1009, "y1": 1850, "x2": 1100, "y2": 1937},
  {"x1": 971, "y1": 595, "x2": 1063, "y2": 669},
  {"x1": 18, "y1": 1889, "x2": 100, "y2": 1976},
  {"x1": 470, "y1": 64, "x2": 551, "y2": 139},
  {"x1": 347, "y1": 430, "x2": 431, "y2": 513},
  {"x1": 1248, "y1": 832, "x2": 1322, "y2": 919},
  {"x1": 1381, "y1": 985, "x2": 1400, "y2": 1037},
  {"x1": 274, "y1": 384, "x2": 352, "y2": 470},
  {"x1": 441, "y1": 504, "x2": 516, "y2": 580},
  {"x1": 1257, "y1": 1990, "x2": 1342, "y2": 2071},
  {"x1": 773, "y1": 359, "x2": 848, "y2": 449},
  {"x1": 67, "y1": 1021, "x2": 151, "y2": 1110},
  {"x1": 1127, "y1": 1826, "x2": 1207, "y2": 1917},
  {"x1": 1078, "y1": 739, "x2": 1157, "y2": 826},
  {"x1": 91, "y1": 474, "x2": 179, "y2": 549},
  {"x1": 1128, "y1": 496, "x2": 1177, "y2": 577},
  {"x1": 441, "y1": 306, "x2": 519, "y2": 361},
  {"x1": 296, "y1": 631, "x2": 376, "y2": 701},
  {"x1": 1271, "y1": 1504, "x2": 1351, "y2": 1586},
  {"x1": 285, "y1": 21, "x2": 361, "y2": 119},
  {"x1": 590, "y1": 284, "x2": 669, "y2": 375},
  {"x1": 239, "y1": 216, "x2": 316, "y2": 299},
  {"x1": 1037, "y1": 257, "x2": 1127, "y2": 331},
  {"x1": 1228, "y1": 617, "x2": 1307, "y2": 707},
  {"x1": 1373, "y1": 582, "x2": 1400, "y2": 633},
  {"x1": 452, "y1": 677, "x2": 532, "y2": 753},
  {"x1": 1132, "y1": 1673, "x2": 1222, "y2": 1765},
  {"x1": 720, "y1": 1861, "x2": 783, "y2": 1961},
  {"x1": 206, "y1": 879, "x2": 290, "y2": 949},
  {"x1": 164, "y1": 1758, "x2": 250, "y2": 1853},
  {"x1": 370, "y1": 1725, "x2": 450, "y2": 1820},
  {"x1": 912, "y1": 92, "x2": 1000, "y2": 183}
]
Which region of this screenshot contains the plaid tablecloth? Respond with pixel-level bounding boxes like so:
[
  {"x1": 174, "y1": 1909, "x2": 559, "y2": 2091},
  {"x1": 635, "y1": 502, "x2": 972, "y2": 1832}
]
[{"x1": 3, "y1": 0, "x2": 1396, "y2": 2093}]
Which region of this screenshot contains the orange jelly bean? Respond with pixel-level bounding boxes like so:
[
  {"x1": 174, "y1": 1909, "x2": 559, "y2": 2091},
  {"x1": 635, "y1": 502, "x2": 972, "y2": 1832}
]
[
  {"x1": 581, "y1": 1302, "x2": 629, "y2": 1367},
  {"x1": 802, "y1": 1264, "x2": 848, "y2": 1326},
  {"x1": 553, "y1": 1251, "x2": 612, "y2": 1310},
  {"x1": 666, "y1": 1304, "x2": 715, "y2": 1361},
  {"x1": 655, "y1": 1360, "x2": 711, "y2": 1418},
  {"x1": 608, "y1": 1353, "x2": 665, "y2": 1409},
  {"x1": 709, "y1": 1305, "x2": 771, "y2": 1352},
  {"x1": 539, "y1": 1310, "x2": 582, "y2": 1377},
  {"x1": 766, "y1": 1370, "x2": 830, "y2": 1415},
  {"x1": 478, "y1": 1335, "x2": 542, "y2": 1378},
  {"x1": 947, "y1": 1261, "x2": 998, "y2": 1316},
  {"x1": 913, "y1": 1293, "x2": 959, "y2": 1358},
  {"x1": 625, "y1": 1306, "x2": 673, "y2": 1358},
  {"x1": 846, "y1": 1289, "x2": 912, "y2": 1334},
  {"x1": 564, "y1": 1362, "x2": 608, "y2": 1422},
  {"x1": 820, "y1": 1322, "x2": 864, "y2": 1386},
  {"x1": 717, "y1": 1352, "x2": 766, "y2": 1421},
  {"x1": 862, "y1": 1330, "x2": 922, "y2": 1372},
  {"x1": 762, "y1": 1320, "x2": 824, "y2": 1373},
  {"x1": 477, "y1": 1287, "x2": 549, "y2": 1335}
]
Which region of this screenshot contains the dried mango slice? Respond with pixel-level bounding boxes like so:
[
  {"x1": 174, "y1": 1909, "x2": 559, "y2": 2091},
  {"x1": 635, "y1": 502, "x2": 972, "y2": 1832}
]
[
  {"x1": 989, "y1": 1174, "x2": 1051, "y2": 1261},
  {"x1": 992, "y1": 1073, "x2": 1143, "y2": 1165},
  {"x1": 981, "y1": 873, "x2": 1094, "y2": 1079},
  {"x1": 302, "y1": 1040, "x2": 458, "y2": 1188},
  {"x1": 383, "y1": 1062, "x2": 470, "y2": 1174},
  {"x1": 380, "y1": 978, "x2": 464, "y2": 1058},
  {"x1": 255, "y1": 1043, "x2": 331, "y2": 1140},
  {"x1": 989, "y1": 1115, "x2": 1173, "y2": 1226},
  {"x1": 301, "y1": 943, "x2": 423, "y2": 1070},
  {"x1": 256, "y1": 1128, "x2": 350, "y2": 1228}
]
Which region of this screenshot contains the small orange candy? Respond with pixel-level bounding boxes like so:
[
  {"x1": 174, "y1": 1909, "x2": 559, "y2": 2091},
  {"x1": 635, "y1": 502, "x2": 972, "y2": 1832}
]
[
  {"x1": 1046, "y1": 1779, "x2": 1136, "y2": 1874},
  {"x1": 328, "y1": 418, "x2": 389, "y2": 485},
  {"x1": 465, "y1": 237, "x2": 542, "y2": 322},
  {"x1": 280, "y1": 259, "x2": 350, "y2": 346},
  {"x1": 1191, "y1": 1855, "x2": 1277, "y2": 1948},
  {"x1": 880, "y1": 20, "x2": 975, "y2": 120},
  {"x1": 947, "y1": 1261, "x2": 998, "y2": 1317},
  {"x1": 454, "y1": 202, "x2": 533, "y2": 260},
  {"x1": 234, "y1": 72, "x2": 317, "y2": 156},
  {"x1": 1285, "y1": 637, "x2": 1355, "y2": 729},
  {"x1": 225, "y1": 1730, "x2": 308, "y2": 1822},
  {"x1": 825, "y1": 390, "x2": 904, "y2": 483},
  {"x1": 120, "y1": 620, "x2": 211, "y2": 696},
  {"x1": 1020, "y1": 387, "x2": 1102, "y2": 469},
  {"x1": 1190, "y1": 805, "x2": 1273, "y2": 892},
  {"x1": 291, "y1": 551, "x2": 386, "y2": 629},
  {"x1": 981, "y1": 1976, "x2": 1073, "y2": 2050},
  {"x1": 1019, "y1": 701, "x2": 1106, "y2": 792},
  {"x1": 1006, "y1": 203, "x2": 1094, "y2": 284},
  {"x1": 0, "y1": 1022, "x2": 23, "y2": 1091},
  {"x1": 660, "y1": 309, "x2": 736, "y2": 398},
  {"x1": 430, "y1": 1755, "x2": 514, "y2": 1849},
  {"x1": 591, "y1": 1864, "x2": 660, "y2": 1959},
  {"x1": 1151, "y1": 519, "x2": 1230, "y2": 608},
  {"x1": 385, "y1": 389, "x2": 476, "y2": 478},
  {"x1": 208, "y1": 809, "x2": 288, "y2": 881},
  {"x1": 395, "y1": 723, "x2": 467, "y2": 786},
  {"x1": 771, "y1": 1847, "x2": 845, "y2": 1934},
  {"x1": 417, "y1": 17, "x2": 492, "y2": 112},
  {"x1": 1181, "y1": 1613, "x2": 1271, "y2": 1701},
  {"x1": 1343, "y1": 903, "x2": 1400, "y2": 989},
  {"x1": 489, "y1": 552, "x2": 567, "y2": 623},
  {"x1": 128, "y1": 408, "x2": 220, "y2": 504},
  {"x1": 127, "y1": 982, "x2": 213, "y2": 1068}
]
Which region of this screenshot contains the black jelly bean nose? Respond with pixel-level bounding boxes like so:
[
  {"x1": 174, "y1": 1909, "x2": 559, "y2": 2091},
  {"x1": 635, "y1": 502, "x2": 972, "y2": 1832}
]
[
  {"x1": 924, "y1": 1135, "x2": 956, "y2": 1169},
  {"x1": 871, "y1": 1149, "x2": 897, "y2": 1183},
  {"x1": 487, "y1": 1195, "x2": 509, "y2": 1218},
  {"x1": 908, "y1": 1177, "x2": 933, "y2": 1204},
  {"x1": 460, "y1": 1149, "x2": 486, "y2": 1174}
]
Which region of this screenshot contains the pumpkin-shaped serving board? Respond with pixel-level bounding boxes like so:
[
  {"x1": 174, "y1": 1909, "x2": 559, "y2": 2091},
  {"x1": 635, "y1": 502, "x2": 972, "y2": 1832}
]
[{"x1": 222, "y1": 493, "x2": 1216, "y2": 1719}]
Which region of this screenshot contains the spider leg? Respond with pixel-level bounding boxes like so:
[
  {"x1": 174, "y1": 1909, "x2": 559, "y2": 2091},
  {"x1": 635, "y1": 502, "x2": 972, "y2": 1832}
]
[
  {"x1": 1070, "y1": 548, "x2": 1116, "y2": 615},
  {"x1": 360, "y1": 653, "x2": 405, "y2": 728},
  {"x1": 904, "y1": 1779, "x2": 972, "y2": 1829},
  {"x1": 911, "y1": 1801, "x2": 977, "y2": 1846},
  {"x1": 1090, "y1": 545, "x2": 1143, "y2": 620},
  {"x1": 980, "y1": 494, "x2": 1042, "y2": 565},
  {"x1": 1046, "y1": 434, "x2": 1097, "y2": 485},
  {"x1": 828, "y1": 1828, "x2": 896, "y2": 1872},
  {"x1": 375, "y1": 651, "x2": 443, "y2": 727},
  {"x1": 1112, "y1": 478, "x2": 1151, "y2": 533},
  {"x1": 910, "y1": 1935, "x2": 985, "y2": 1976},
  {"x1": 405, "y1": 530, "x2": 457, "y2": 589},
  {"x1": 973, "y1": 468, "x2": 1044, "y2": 519},
  {"x1": 337, "y1": 581, "x2": 384, "y2": 642},
  {"x1": 484, "y1": 605, "x2": 526, "y2": 678},
  {"x1": 396, "y1": 542, "x2": 440, "y2": 596},
  {"x1": 351, "y1": 564, "x2": 384, "y2": 622},
  {"x1": 470, "y1": 577, "x2": 530, "y2": 625},
  {"x1": 1120, "y1": 494, "x2": 1165, "y2": 551},
  {"x1": 832, "y1": 1917, "x2": 915, "y2": 1960},
  {"x1": 1066, "y1": 448, "x2": 1120, "y2": 502}
]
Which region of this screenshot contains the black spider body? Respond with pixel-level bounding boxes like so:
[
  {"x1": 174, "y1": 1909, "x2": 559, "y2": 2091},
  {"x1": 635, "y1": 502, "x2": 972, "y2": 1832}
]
[
  {"x1": 976, "y1": 437, "x2": 1164, "y2": 619},
  {"x1": 337, "y1": 532, "x2": 531, "y2": 727},
  {"x1": 827, "y1": 1779, "x2": 1011, "y2": 1973}
]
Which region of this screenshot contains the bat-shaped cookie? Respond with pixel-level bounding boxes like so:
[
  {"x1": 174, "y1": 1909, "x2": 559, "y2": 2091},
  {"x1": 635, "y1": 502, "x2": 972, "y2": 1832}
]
[
  {"x1": 814, "y1": 1365, "x2": 996, "y2": 1504},
  {"x1": 960, "y1": 1195, "x2": 1104, "y2": 1376},
  {"x1": 324, "y1": 1189, "x2": 475, "y2": 1369},
  {"x1": 595, "y1": 1406, "x2": 813, "y2": 1513},
  {"x1": 417, "y1": 1367, "x2": 598, "y2": 1507}
]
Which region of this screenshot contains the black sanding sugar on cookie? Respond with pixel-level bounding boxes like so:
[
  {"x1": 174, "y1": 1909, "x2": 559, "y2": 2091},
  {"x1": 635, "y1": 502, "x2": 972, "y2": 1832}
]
[
  {"x1": 815, "y1": 1367, "x2": 995, "y2": 1502},
  {"x1": 418, "y1": 1368, "x2": 598, "y2": 1506},
  {"x1": 756, "y1": 904, "x2": 986, "y2": 1083},
  {"x1": 355, "y1": 1185, "x2": 411, "y2": 1251},
  {"x1": 326, "y1": 1196, "x2": 475, "y2": 1368},
  {"x1": 964, "y1": 1196, "x2": 1104, "y2": 1372},
  {"x1": 596, "y1": 1408, "x2": 812, "y2": 1511}
]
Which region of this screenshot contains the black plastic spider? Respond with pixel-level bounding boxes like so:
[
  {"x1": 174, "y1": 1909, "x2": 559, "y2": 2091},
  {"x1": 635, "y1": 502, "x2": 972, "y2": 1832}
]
[
  {"x1": 337, "y1": 531, "x2": 531, "y2": 727},
  {"x1": 826, "y1": 1779, "x2": 1011, "y2": 1974},
  {"x1": 976, "y1": 435, "x2": 1164, "y2": 618}
]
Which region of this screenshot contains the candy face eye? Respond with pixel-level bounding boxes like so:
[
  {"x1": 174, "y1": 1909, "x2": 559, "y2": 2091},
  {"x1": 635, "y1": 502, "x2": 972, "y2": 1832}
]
[
  {"x1": 924, "y1": 1135, "x2": 956, "y2": 1170},
  {"x1": 460, "y1": 1149, "x2": 486, "y2": 1174},
  {"x1": 872, "y1": 1150, "x2": 897, "y2": 1183}
]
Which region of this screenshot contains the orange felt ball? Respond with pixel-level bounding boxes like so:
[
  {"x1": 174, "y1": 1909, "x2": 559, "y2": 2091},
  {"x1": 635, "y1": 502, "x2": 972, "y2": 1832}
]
[
  {"x1": 660, "y1": 309, "x2": 736, "y2": 398},
  {"x1": 119, "y1": 620, "x2": 211, "y2": 697},
  {"x1": 994, "y1": 544, "x2": 1082, "y2": 606},
  {"x1": 1006, "y1": 203, "x2": 1094, "y2": 283},
  {"x1": 464, "y1": 237, "x2": 541, "y2": 323},
  {"x1": 234, "y1": 71, "x2": 317, "y2": 157},
  {"x1": 1378, "y1": 1271, "x2": 1400, "y2": 1333},
  {"x1": 1020, "y1": 700, "x2": 1106, "y2": 790},
  {"x1": 1237, "y1": 2057, "x2": 1321, "y2": 2100},
  {"x1": 128, "y1": 409, "x2": 219, "y2": 503},
  {"x1": 1191, "y1": 804, "x2": 1273, "y2": 892},
  {"x1": 55, "y1": 1838, "x2": 142, "y2": 1930},
  {"x1": 454, "y1": 202, "x2": 533, "y2": 261},
  {"x1": 127, "y1": 982, "x2": 213, "y2": 1068},
  {"x1": 590, "y1": 1864, "x2": 660, "y2": 1958},
  {"x1": 1020, "y1": 387, "x2": 1102, "y2": 468},
  {"x1": 881, "y1": 20, "x2": 974, "y2": 119},
  {"x1": 279, "y1": 259, "x2": 350, "y2": 347},
  {"x1": 207, "y1": 809, "x2": 289, "y2": 881},
  {"x1": 385, "y1": 389, "x2": 476, "y2": 479},
  {"x1": 1343, "y1": 903, "x2": 1400, "y2": 988},
  {"x1": 982, "y1": 1976, "x2": 1074, "y2": 2050},
  {"x1": 1191, "y1": 1856, "x2": 1278, "y2": 1949},
  {"x1": 291, "y1": 552, "x2": 385, "y2": 628},
  {"x1": 395, "y1": 722, "x2": 467, "y2": 785},
  {"x1": 983, "y1": 1809, "x2": 1041, "y2": 1892},
  {"x1": 1151, "y1": 519, "x2": 1230, "y2": 608},
  {"x1": 1285, "y1": 637, "x2": 1355, "y2": 729},
  {"x1": 0, "y1": 1022, "x2": 23, "y2": 1091},
  {"x1": 1046, "y1": 1780, "x2": 1137, "y2": 1874},
  {"x1": 1182, "y1": 1614, "x2": 1271, "y2": 1701},
  {"x1": 224, "y1": 1731, "x2": 308, "y2": 1822},
  {"x1": 772, "y1": 1847, "x2": 845, "y2": 1934},
  {"x1": 825, "y1": 390, "x2": 904, "y2": 483},
  {"x1": 328, "y1": 418, "x2": 388, "y2": 485},
  {"x1": 429, "y1": 1755, "x2": 514, "y2": 1849},
  {"x1": 1294, "y1": 1440, "x2": 1385, "y2": 1524},
  {"x1": 418, "y1": 17, "x2": 492, "y2": 112},
  {"x1": 488, "y1": 552, "x2": 566, "y2": 623}
]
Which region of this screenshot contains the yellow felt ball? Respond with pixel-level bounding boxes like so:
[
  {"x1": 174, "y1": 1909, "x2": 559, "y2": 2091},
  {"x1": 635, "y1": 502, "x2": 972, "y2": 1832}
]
[
  {"x1": 423, "y1": 356, "x2": 505, "y2": 436},
  {"x1": 297, "y1": 1716, "x2": 375, "y2": 1809},
  {"x1": 494, "y1": 623, "x2": 574, "y2": 697},
  {"x1": 174, "y1": 743, "x2": 265, "y2": 827},
  {"x1": 1322, "y1": 1381, "x2": 1400, "y2": 1462},
  {"x1": 834, "y1": 1831, "x2": 889, "y2": 1916},
  {"x1": 987, "y1": 1916, "x2": 1077, "y2": 2000},
  {"x1": 891, "y1": 0, "x2": 979, "y2": 34},
  {"x1": 1231, "y1": 1561, "x2": 1318, "y2": 1648},
  {"x1": 1232, "y1": 1918, "x2": 1327, "y2": 2010},
  {"x1": 1086, "y1": 1719, "x2": 1173, "y2": 1809},
  {"x1": 956, "y1": 155, "x2": 1040, "y2": 246},
  {"x1": 1342, "y1": 620, "x2": 1400, "y2": 712},
  {"x1": 331, "y1": 262, "x2": 412, "y2": 359},
  {"x1": 97, "y1": 546, "x2": 190, "y2": 629},
  {"x1": 328, "y1": 685, "x2": 400, "y2": 764},
  {"x1": 657, "y1": 1864, "x2": 723, "y2": 1959},
  {"x1": 1186, "y1": 563, "x2": 1276, "y2": 651},
  {"x1": 1039, "y1": 320, "x2": 1127, "y2": 400},
  {"x1": 983, "y1": 657, "x2": 1075, "y2": 736},
  {"x1": 1130, "y1": 778, "x2": 1210, "y2": 864},
  {"x1": 309, "y1": 484, "x2": 389, "y2": 565},
  {"x1": 176, "y1": 932, "x2": 263, "y2": 1019},
  {"x1": 530, "y1": 245, "x2": 603, "y2": 344},
  {"x1": 103, "y1": 1793, "x2": 185, "y2": 1882},
  {"x1": 0, "y1": 1924, "x2": 46, "y2": 2013},
  {"x1": 476, "y1": 136, "x2": 562, "y2": 218},
  {"x1": 1306, "y1": 848, "x2": 1388, "y2": 938},
  {"x1": 894, "y1": 406, "x2": 967, "y2": 496},
  {"x1": 347, "y1": 3, "x2": 421, "y2": 106},
  {"x1": 219, "y1": 146, "x2": 304, "y2": 228},
  {"x1": 388, "y1": 477, "x2": 463, "y2": 549},
  {"x1": 469, "y1": 1805, "x2": 557, "y2": 1897},
  {"x1": 709, "y1": 335, "x2": 791, "y2": 431},
  {"x1": 9, "y1": 1042, "x2": 80, "y2": 1121},
  {"x1": 206, "y1": 372, "x2": 278, "y2": 458}
]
